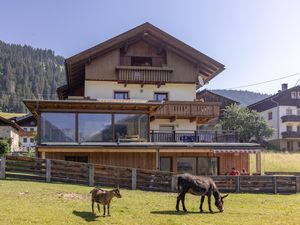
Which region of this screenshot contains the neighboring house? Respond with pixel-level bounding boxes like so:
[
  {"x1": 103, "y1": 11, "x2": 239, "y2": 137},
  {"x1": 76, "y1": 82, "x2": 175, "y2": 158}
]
[
  {"x1": 23, "y1": 23, "x2": 261, "y2": 175},
  {"x1": 249, "y1": 83, "x2": 300, "y2": 151},
  {"x1": 196, "y1": 89, "x2": 239, "y2": 129},
  {"x1": 14, "y1": 114, "x2": 37, "y2": 151},
  {"x1": 0, "y1": 116, "x2": 22, "y2": 151}
]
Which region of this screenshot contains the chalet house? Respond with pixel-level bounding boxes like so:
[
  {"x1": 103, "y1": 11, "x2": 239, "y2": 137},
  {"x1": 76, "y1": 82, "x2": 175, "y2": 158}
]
[
  {"x1": 249, "y1": 83, "x2": 300, "y2": 151},
  {"x1": 24, "y1": 23, "x2": 261, "y2": 175},
  {"x1": 14, "y1": 114, "x2": 37, "y2": 151},
  {"x1": 0, "y1": 116, "x2": 22, "y2": 151}
]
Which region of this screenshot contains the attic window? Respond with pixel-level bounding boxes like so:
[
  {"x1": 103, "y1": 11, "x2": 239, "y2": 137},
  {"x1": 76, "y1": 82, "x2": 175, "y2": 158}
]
[{"x1": 131, "y1": 57, "x2": 152, "y2": 66}]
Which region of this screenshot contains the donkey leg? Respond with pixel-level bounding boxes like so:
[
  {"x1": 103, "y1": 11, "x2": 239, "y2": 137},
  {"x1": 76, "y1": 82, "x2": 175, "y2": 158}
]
[
  {"x1": 176, "y1": 193, "x2": 182, "y2": 211},
  {"x1": 91, "y1": 200, "x2": 95, "y2": 214},
  {"x1": 97, "y1": 203, "x2": 100, "y2": 213},
  {"x1": 103, "y1": 205, "x2": 106, "y2": 217},
  {"x1": 200, "y1": 196, "x2": 205, "y2": 213},
  {"x1": 207, "y1": 194, "x2": 213, "y2": 213},
  {"x1": 108, "y1": 204, "x2": 110, "y2": 216},
  {"x1": 181, "y1": 193, "x2": 187, "y2": 212}
]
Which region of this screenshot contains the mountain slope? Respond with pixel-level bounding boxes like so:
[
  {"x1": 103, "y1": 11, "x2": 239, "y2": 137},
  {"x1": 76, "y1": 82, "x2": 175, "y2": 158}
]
[
  {"x1": 210, "y1": 89, "x2": 270, "y2": 106},
  {"x1": 0, "y1": 40, "x2": 66, "y2": 112}
]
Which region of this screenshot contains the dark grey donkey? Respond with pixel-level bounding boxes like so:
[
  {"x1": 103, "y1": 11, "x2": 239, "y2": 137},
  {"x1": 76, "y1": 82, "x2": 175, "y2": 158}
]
[{"x1": 176, "y1": 173, "x2": 228, "y2": 213}]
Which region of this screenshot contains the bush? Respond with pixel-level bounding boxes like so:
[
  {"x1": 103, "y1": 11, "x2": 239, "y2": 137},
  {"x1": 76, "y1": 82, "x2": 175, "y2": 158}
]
[{"x1": 0, "y1": 139, "x2": 10, "y2": 155}]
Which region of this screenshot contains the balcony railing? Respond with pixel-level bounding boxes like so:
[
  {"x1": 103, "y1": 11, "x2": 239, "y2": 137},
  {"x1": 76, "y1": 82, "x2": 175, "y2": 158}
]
[
  {"x1": 116, "y1": 66, "x2": 173, "y2": 84},
  {"x1": 281, "y1": 131, "x2": 300, "y2": 139},
  {"x1": 151, "y1": 101, "x2": 220, "y2": 119},
  {"x1": 281, "y1": 115, "x2": 300, "y2": 123},
  {"x1": 150, "y1": 130, "x2": 239, "y2": 143}
]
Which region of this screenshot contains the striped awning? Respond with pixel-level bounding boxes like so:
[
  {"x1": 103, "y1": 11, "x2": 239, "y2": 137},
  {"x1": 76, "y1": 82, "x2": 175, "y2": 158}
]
[{"x1": 212, "y1": 149, "x2": 260, "y2": 154}]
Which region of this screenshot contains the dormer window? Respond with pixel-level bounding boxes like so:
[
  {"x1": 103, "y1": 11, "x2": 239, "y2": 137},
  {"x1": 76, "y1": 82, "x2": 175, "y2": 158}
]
[{"x1": 131, "y1": 57, "x2": 152, "y2": 66}]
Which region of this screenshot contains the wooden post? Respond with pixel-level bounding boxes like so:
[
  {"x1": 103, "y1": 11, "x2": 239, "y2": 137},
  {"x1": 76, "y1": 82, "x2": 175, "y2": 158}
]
[
  {"x1": 256, "y1": 151, "x2": 262, "y2": 174},
  {"x1": 236, "y1": 176, "x2": 240, "y2": 193},
  {"x1": 273, "y1": 176, "x2": 277, "y2": 194},
  {"x1": 46, "y1": 159, "x2": 51, "y2": 182},
  {"x1": 0, "y1": 156, "x2": 6, "y2": 179},
  {"x1": 296, "y1": 177, "x2": 300, "y2": 193},
  {"x1": 171, "y1": 175, "x2": 177, "y2": 192},
  {"x1": 156, "y1": 149, "x2": 160, "y2": 170},
  {"x1": 132, "y1": 168, "x2": 137, "y2": 190},
  {"x1": 88, "y1": 164, "x2": 94, "y2": 187}
]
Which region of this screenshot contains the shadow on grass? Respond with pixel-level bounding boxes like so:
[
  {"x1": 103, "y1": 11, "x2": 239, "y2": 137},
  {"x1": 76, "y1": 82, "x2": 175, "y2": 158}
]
[
  {"x1": 73, "y1": 210, "x2": 100, "y2": 222},
  {"x1": 151, "y1": 210, "x2": 222, "y2": 215}
]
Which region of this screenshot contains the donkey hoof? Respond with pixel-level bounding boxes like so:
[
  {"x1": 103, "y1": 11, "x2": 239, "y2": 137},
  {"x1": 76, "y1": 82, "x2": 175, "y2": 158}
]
[{"x1": 200, "y1": 210, "x2": 204, "y2": 213}]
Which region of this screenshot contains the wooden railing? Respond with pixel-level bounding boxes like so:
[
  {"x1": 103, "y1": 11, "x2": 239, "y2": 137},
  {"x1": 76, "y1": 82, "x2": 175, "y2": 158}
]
[
  {"x1": 281, "y1": 115, "x2": 300, "y2": 123},
  {"x1": 116, "y1": 66, "x2": 173, "y2": 84},
  {"x1": 281, "y1": 131, "x2": 300, "y2": 138},
  {"x1": 1, "y1": 156, "x2": 299, "y2": 194},
  {"x1": 152, "y1": 101, "x2": 220, "y2": 118},
  {"x1": 150, "y1": 130, "x2": 239, "y2": 143}
]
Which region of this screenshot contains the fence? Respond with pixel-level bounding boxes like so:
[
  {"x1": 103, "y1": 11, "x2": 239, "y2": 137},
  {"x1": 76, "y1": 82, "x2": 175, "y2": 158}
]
[{"x1": 0, "y1": 156, "x2": 299, "y2": 194}]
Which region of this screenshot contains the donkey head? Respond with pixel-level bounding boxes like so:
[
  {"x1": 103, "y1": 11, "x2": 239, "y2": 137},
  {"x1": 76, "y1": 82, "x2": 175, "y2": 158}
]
[
  {"x1": 113, "y1": 185, "x2": 122, "y2": 198},
  {"x1": 215, "y1": 194, "x2": 229, "y2": 212}
]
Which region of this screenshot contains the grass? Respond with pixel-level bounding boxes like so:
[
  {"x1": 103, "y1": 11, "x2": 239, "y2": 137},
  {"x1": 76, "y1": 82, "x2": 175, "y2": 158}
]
[
  {"x1": 250, "y1": 151, "x2": 300, "y2": 173},
  {"x1": 0, "y1": 112, "x2": 25, "y2": 119},
  {"x1": 0, "y1": 180, "x2": 299, "y2": 225}
]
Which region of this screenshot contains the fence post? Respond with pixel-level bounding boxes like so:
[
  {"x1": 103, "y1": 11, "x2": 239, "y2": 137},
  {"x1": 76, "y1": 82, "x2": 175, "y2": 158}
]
[
  {"x1": 236, "y1": 176, "x2": 240, "y2": 193},
  {"x1": 46, "y1": 159, "x2": 51, "y2": 182},
  {"x1": 296, "y1": 177, "x2": 300, "y2": 193},
  {"x1": 0, "y1": 156, "x2": 6, "y2": 179},
  {"x1": 132, "y1": 168, "x2": 137, "y2": 190},
  {"x1": 273, "y1": 176, "x2": 277, "y2": 194},
  {"x1": 88, "y1": 164, "x2": 94, "y2": 187},
  {"x1": 171, "y1": 175, "x2": 177, "y2": 192}
]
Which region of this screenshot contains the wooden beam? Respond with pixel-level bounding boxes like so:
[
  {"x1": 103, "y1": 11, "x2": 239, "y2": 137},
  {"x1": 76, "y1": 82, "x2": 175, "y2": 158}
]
[{"x1": 170, "y1": 116, "x2": 176, "y2": 122}]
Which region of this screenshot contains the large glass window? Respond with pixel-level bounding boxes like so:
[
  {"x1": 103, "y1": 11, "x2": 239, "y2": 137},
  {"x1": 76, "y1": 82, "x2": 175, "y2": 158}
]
[
  {"x1": 160, "y1": 157, "x2": 172, "y2": 172},
  {"x1": 114, "y1": 91, "x2": 129, "y2": 100},
  {"x1": 115, "y1": 114, "x2": 148, "y2": 141},
  {"x1": 78, "y1": 114, "x2": 112, "y2": 142},
  {"x1": 154, "y1": 92, "x2": 168, "y2": 101},
  {"x1": 41, "y1": 113, "x2": 76, "y2": 143},
  {"x1": 197, "y1": 157, "x2": 218, "y2": 175},
  {"x1": 177, "y1": 157, "x2": 197, "y2": 175}
]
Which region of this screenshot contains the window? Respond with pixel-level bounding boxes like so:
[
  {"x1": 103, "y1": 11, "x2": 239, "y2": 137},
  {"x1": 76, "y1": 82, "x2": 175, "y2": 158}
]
[
  {"x1": 23, "y1": 138, "x2": 28, "y2": 143},
  {"x1": 65, "y1": 156, "x2": 88, "y2": 163},
  {"x1": 41, "y1": 113, "x2": 76, "y2": 143},
  {"x1": 24, "y1": 128, "x2": 27, "y2": 131},
  {"x1": 297, "y1": 92, "x2": 300, "y2": 99},
  {"x1": 268, "y1": 112, "x2": 272, "y2": 120},
  {"x1": 154, "y1": 92, "x2": 168, "y2": 101},
  {"x1": 131, "y1": 57, "x2": 152, "y2": 66},
  {"x1": 177, "y1": 157, "x2": 197, "y2": 175},
  {"x1": 30, "y1": 128, "x2": 34, "y2": 131},
  {"x1": 78, "y1": 114, "x2": 112, "y2": 142},
  {"x1": 286, "y1": 108, "x2": 293, "y2": 115},
  {"x1": 287, "y1": 125, "x2": 293, "y2": 132},
  {"x1": 297, "y1": 126, "x2": 300, "y2": 133},
  {"x1": 160, "y1": 157, "x2": 172, "y2": 172},
  {"x1": 30, "y1": 138, "x2": 34, "y2": 143},
  {"x1": 114, "y1": 91, "x2": 129, "y2": 100},
  {"x1": 115, "y1": 114, "x2": 148, "y2": 141},
  {"x1": 291, "y1": 92, "x2": 297, "y2": 99},
  {"x1": 197, "y1": 157, "x2": 218, "y2": 175}
]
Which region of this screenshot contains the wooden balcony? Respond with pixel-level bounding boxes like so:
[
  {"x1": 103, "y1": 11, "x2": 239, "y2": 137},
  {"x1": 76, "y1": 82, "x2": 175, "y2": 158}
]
[
  {"x1": 19, "y1": 130, "x2": 37, "y2": 137},
  {"x1": 282, "y1": 131, "x2": 300, "y2": 139},
  {"x1": 116, "y1": 66, "x2": 173, "y2": 86},
  {"x1": 151, "y1": 101, "x2": 220, "y2": 122},
  {"x1": 281, "y1": 115, "x2": 300, "y2": 123}
]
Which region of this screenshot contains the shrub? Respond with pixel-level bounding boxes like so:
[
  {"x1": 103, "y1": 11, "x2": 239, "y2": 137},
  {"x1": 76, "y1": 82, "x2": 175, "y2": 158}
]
[{"x1": 0, "y1": 139, "x2": 10, "y2": 155}]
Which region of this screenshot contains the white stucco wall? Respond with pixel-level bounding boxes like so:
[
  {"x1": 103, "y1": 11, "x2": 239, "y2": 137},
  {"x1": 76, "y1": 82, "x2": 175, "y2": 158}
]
[
  {"x1": 0, "y1": 126, "x2": 19, "y2": 152},
  {"x1": 85, "y1": 81, "x2": 196, "y2": 101},
  {"x1": 260, "y1": 107, "x2": 279, "y2": 140}
]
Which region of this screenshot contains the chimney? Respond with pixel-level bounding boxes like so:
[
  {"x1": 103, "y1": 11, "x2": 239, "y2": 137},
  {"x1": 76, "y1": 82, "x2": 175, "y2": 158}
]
[{"x1": 282, "y1": 83, "x2": 288, "y2": 91}]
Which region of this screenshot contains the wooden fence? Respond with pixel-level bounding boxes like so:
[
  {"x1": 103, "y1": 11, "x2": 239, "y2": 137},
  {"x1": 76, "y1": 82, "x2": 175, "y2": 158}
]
[{"x1": 0, "y1": 156, "x2": 299, "y2": 194}]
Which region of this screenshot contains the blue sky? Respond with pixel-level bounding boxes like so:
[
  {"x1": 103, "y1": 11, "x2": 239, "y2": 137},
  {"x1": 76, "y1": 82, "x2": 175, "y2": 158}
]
[{"x1": 1, "y1": 0, "x2": 300, "y2": 94}]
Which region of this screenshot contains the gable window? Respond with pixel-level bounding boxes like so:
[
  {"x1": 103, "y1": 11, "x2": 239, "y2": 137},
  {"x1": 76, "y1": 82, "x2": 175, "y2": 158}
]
[
  {"x1": 131, "y1": 57, "x2": 152, "y2": 66},
  {"x1": 291, "y1": 92, "x2": 297, "y2": 99},
  {"x1": 114, "y1": 91, "x2": 129, "y2": 100},
  {"x1": 286, "y1": 108, "x2": 293, "y2": 115},
  {"x1": 287, "y1": 125, "x2": 293, "y2": 132},
  {"x1": 154, "y1": 92, "x2": 168, "y2": 101},
  {"x1": 268, "y1": 112, "x2": 272, "y2": 120}
]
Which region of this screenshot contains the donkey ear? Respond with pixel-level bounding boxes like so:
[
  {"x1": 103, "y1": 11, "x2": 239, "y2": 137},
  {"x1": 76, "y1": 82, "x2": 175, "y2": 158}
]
[{"x1": 221, "y1": 194, "x2": 229, "y2": 199}]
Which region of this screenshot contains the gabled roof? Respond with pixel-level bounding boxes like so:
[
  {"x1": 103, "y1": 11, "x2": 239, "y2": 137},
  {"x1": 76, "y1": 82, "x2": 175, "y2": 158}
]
[
  {"x1": 248, "y1": 85, "x2": 300, "y2": 112},
  {"x1": 58, "y1": 22, "x2": 225, "y2": 99},
  {"x1": 0, "y1": 116, "x2": 23, "y2": 131},
  {"x1": 197, "y1": 89, "x2": 239, "y2": 104}
]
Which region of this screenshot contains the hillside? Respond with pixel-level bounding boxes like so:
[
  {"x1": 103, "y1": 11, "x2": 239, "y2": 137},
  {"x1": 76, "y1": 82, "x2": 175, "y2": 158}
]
[
  {"x1": 210, "y1": 89, "x2": 270, "y2": 106},
  {"x1": 0, "y1": 40, "x2": 66, "y2": 113}
]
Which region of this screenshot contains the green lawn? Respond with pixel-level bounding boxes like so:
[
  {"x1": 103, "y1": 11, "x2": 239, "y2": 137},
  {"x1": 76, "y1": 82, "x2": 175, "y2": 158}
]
[
  {"x1": 250, "y1": 151, "x2": 300, "y2": 173},
  {"x1": 0, "y1": 180, "x2": 299, "y2": 225}
]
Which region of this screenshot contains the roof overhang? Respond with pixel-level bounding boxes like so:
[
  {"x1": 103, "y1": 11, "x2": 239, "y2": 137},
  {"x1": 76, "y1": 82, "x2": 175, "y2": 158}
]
[{"x1": 23, "y1": 99, "x2": 162, "y2": 117}]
